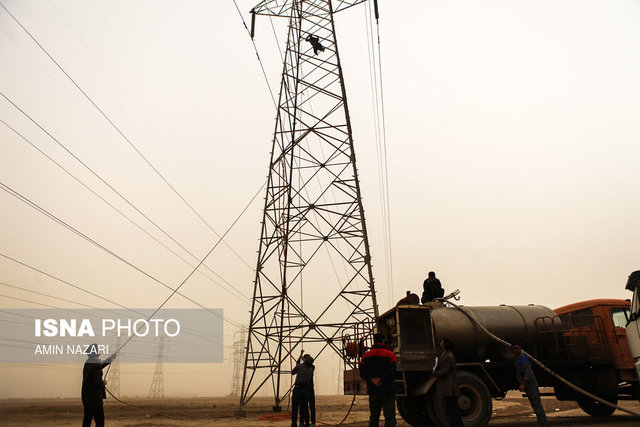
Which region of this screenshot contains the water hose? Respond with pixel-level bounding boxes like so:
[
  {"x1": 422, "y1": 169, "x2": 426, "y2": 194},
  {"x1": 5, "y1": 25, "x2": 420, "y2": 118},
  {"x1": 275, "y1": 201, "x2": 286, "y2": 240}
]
[{"x1": 442, "y1": 298, "x2": 640, "y2": 418}]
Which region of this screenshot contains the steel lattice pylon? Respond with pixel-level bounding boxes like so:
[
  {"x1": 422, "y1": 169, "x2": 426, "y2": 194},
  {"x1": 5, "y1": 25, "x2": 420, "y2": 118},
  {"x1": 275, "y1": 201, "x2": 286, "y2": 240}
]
[
  {"x1": 148, "y1": 337, "x2": 165, "y2": 399},
  {"x1": 240, "y1": 0, "x2": 379, "y2": 410},
  {"x1": 230, "y1": 326, "x2": 247, "y2": 397}
]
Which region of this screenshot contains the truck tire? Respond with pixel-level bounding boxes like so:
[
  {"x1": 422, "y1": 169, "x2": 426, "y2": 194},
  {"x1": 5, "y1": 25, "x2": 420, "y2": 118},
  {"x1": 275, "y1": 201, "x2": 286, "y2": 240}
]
[
  {"x1": 397, "y1": 395, "x2": 433, "y2": 426},
  {"x1": 577, "y1": 395, "x2": 617, "y2": 417},
  {"x1": 428, "y1": 371, "x2": 493, "y2": 427}
]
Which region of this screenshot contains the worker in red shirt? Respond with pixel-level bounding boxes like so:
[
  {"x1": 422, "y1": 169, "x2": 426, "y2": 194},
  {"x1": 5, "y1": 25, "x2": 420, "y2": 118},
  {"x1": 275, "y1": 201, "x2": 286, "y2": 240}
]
[{"x1": 359, "y1": 333, "x2": 397, "y2": 427}]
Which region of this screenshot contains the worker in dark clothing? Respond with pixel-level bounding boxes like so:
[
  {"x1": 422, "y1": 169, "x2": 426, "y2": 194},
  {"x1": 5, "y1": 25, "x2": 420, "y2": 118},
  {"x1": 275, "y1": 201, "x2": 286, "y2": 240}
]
[
  {"x1": 422, "y1": 271, "x2": 444, "y2": 303},
  {"x1": 433, "y1": 338, "x2": 463, "y2": 427},
  {"x1": 305, "y1": 34, "x2": 325, "y2": 55},
  {"x1": 511, "y1": 343, "x2": 549, "y2": 427},
  {"x1": 359, "y1": 333, "x2": 397, "y2": 427},
  {"x1": 396, "y1": 291, "x2": 420, "y2": 306},
  {"x1": 296, "y1": 350, "x2": 317, "y2": 426},
  {"x1": 82, "y1": 344, "x2": 116, "y2": 427},
  {"x1": 307, "y1": 356, "x2": 316, "y2": 427},
  {"x1": 291, "y1": 352, "x2": 315, "y2": 427}
]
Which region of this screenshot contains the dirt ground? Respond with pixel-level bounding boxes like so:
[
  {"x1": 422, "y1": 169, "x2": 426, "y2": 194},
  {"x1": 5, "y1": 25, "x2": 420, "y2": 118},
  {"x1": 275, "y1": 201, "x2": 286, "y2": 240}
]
[{"x1": 2, "y1": 393, "x2": 640, "y2": 426}]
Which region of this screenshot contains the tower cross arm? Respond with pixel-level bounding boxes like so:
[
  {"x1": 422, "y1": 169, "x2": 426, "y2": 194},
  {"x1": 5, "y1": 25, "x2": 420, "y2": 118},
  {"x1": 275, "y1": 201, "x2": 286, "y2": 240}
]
[{"x1": 251, "y1": 0, "x2": 369, "y2": 18}]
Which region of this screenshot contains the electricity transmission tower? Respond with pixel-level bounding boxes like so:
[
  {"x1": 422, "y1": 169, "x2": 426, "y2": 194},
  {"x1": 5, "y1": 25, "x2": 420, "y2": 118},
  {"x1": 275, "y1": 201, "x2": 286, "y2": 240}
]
[
  {"x1": 148, "y1": 337, "x2": 166, "y2": 399},
  {"x1": 109, "y1": 361, "x2": 121, "y2": 397},
  {"x1": 240, "y1": 0, "x2": 379, "y2": 411},
  {"x1": 109, "y1": 338, "x2": 121, "y2": 398},
  {"x1": 230, "y1": 326, "x2": 247, "y2": 397}
]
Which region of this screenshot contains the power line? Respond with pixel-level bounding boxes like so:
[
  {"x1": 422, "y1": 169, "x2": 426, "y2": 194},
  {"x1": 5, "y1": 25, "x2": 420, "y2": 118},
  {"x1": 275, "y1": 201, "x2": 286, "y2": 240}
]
[
  {"x1": 45, "y1": 1, "x2": 247, "y2": 256},
  {"x1": 230, "y1": 0, "x2": 277, "y2": 107},
  {"x1": 0, "y1": 282, "x2": 229, "y2": 347},
  {"x1": 0, "y1": 295, "x2": 119, "y2": 327},
  {"x1": 0, "y1": 173, "x2": 266, "y2": 331},
  {"x1": 0, "y1": 1, "x2": 255, "y2": 271},
  {"x1": 0, "y1": 293, "x2": 85, "y2": 312},
  {"x1": 0, "y1": 318, "x2": 31, "y2": 328},
  {"x1": 100, "y1": 183, "x2": 266, "y2": 381},
  {"x1": 0, "y1": 252, "x2": 143, "y2": 314},
  {"x1": 114, "y1": 179, "x2": 267, "y2": 354},
  {"x1": 364, "y1": 1, "x2": 393, "y2": 304},
  {"x1": 0, "y1": 280, "x2": 98, "y2": 309},
  {"x1": 0, "y1": 281, "x2": 229, "y2": 340},
  {"x1": 0, "y1": 119, "x2": 249, "y2": 304},
  {"x1": 0, "y1": 256, "x2": 232, "y2": 347},
  {"x1": 0, "y1": 96, "x2": 250, "y2": 303},
  {"x1": 375, "y1": 11, "x2": 394, "y2": 303},
  {"x1": 0, "y1": 180, "x2": 242, "y2": 328}
]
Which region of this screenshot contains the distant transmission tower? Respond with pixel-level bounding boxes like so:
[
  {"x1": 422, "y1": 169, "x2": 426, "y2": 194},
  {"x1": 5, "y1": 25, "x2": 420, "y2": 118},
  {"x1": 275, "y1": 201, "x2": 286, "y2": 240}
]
[
  {"x1": 230, "y1": 326, "x2": 247, "y2": 397},
  {"x1": 109, "y1": 338, "x2": 121, "y2": 398},
  {"x1": 240, "y1": 0, "x2": 379, "y2": 411},
  {"x1": 148, "y1": 337, "x2": 166, "y2": 399}
]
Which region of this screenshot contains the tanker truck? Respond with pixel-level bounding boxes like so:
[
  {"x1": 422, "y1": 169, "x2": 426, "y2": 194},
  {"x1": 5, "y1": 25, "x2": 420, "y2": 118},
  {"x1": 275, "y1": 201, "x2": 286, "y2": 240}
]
[{"x1": 343, "y1": 294, "x2": 637, "y2": 427}]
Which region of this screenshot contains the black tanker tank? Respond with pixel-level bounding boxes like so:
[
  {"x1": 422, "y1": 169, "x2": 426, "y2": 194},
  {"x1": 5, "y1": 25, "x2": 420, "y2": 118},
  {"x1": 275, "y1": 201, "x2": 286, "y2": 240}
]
[
  {"x1": 377, "y1": 302, "x2": 555, "y2": 371},
  {"x1": 430, "y1": 304, "x2": 556, "y2": 362}
]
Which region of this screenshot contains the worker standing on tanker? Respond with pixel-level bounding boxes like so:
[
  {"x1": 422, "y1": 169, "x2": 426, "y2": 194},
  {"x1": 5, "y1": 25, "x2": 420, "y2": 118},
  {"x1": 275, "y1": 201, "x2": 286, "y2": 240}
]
[
  {"x1": 511, "y1": 343, "x2": 549, "y2": 427},
  {"x1": 359, "y1": 333, "x2": 397, "y2": 427},
  {"x1": 422, "y1": 271, "x2": 444, "y2": 303},
  {"x1": 82, "y1": 344, "x2": 116, "y2": 427},
  {"x1": 291, "y1": 351, "x2": 314, "y2": 427},
  {"x1": 433, "y1": 338, "x2": 464, "y2": 426}
]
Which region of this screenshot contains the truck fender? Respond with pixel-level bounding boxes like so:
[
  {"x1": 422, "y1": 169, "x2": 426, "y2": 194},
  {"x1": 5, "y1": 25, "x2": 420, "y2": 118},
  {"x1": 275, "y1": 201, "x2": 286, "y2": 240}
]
[{"x1": 412, "y1": 376, "x2": 437, "y2": 396}]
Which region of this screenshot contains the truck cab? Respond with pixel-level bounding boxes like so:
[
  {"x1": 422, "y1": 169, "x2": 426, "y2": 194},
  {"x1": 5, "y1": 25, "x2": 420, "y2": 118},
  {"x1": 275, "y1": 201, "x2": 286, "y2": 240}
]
[{"x1": 555, "y1": 299, "x2": 634, "y2": 382}]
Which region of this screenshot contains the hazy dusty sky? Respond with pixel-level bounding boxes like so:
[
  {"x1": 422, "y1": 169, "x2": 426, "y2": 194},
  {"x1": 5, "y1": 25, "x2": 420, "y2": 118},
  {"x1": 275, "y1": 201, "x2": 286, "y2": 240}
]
[{"x1": 0, "y1": 0, "x2": 639, "y2": 399}]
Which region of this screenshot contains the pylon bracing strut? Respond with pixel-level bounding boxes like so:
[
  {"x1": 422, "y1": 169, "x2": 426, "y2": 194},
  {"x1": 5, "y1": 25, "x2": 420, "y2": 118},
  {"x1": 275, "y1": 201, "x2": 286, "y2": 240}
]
[{"x1": 240, "y1": 0, "x2": 379, "y2": 410}]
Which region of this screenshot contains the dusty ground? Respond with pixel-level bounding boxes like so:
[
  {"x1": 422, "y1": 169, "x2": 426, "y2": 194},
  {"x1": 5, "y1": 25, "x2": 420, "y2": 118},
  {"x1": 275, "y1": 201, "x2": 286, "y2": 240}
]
[{"x1": 1, "y1": 393, "x2": 640, "y2": 426}]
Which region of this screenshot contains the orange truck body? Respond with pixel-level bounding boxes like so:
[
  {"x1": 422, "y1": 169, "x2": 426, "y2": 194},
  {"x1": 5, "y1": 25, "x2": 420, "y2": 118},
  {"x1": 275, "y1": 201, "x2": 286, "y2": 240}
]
[{"x1": 554, "y1": 298, "x2": 634, "y2": 382}]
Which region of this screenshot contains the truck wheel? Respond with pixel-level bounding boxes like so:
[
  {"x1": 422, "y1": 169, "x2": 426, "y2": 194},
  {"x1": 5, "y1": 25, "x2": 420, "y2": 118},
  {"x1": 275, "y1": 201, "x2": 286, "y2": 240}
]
[
  {"x1": 428, "y1": 371, "x2": 493, "y2": 427},
  {"x1": 397, "y1": 395, "x2": 433, "y2": 426},
  {"x1": 577, "y1": 395, "x2": 617, "y2": 417}
]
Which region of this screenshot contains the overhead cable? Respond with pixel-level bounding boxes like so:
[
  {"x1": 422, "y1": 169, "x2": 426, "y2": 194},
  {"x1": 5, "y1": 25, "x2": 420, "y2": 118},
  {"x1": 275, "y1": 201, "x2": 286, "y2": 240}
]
[
  {"x1": 0, "y1": 252, "x2": 143, "y2": 315},
  {"x1": 0, "y1": 292, "x2": 227, "y2": 348},
  {"x1": 46, "y1": 1, "x2": 249, "y2": 262},
  {"x1": 0, "y1": 280, "x2": 98, "y2": 309},
  {"x1": 230, "y1": 0, "x2": 278, "y2": 107},
  {"x1": 0, "y1": 98, "x2": 248, "y2": 304},
  {"x1": 365, "y1": 1, "x2": 393, "y2": 303},
  {"x1": 0, "y1": 181, "x2": 242, "y2": 328},
  {"x1": 0, "y1": 1, "x2": 255, "y2": 271},
  {"x1": 375, "y1": 11, "x2": 393, "y2": 301}
]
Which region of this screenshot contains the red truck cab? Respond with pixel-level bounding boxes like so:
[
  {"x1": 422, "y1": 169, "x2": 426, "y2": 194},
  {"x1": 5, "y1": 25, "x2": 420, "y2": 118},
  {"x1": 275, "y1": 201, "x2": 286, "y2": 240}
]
[{"x1": 554, "y1": 299, "x2": 634, "y2": 382}]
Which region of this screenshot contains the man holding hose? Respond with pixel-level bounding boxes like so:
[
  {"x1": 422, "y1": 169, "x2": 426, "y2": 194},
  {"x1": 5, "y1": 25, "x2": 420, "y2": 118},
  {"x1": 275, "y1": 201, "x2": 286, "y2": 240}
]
[{"x1": 511, "y1": 343, "x2": 549, "y2": 427}]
